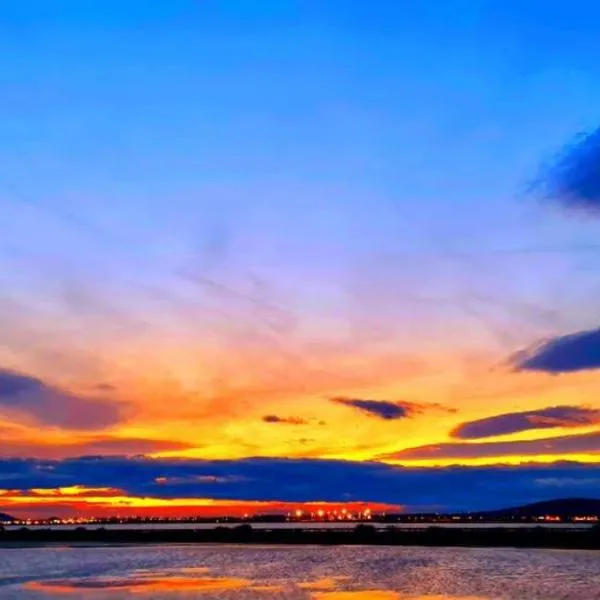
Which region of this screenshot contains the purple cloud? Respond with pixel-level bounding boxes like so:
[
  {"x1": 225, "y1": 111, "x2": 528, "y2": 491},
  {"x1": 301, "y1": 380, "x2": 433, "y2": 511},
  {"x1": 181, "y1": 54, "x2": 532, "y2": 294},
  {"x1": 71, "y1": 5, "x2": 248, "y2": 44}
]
[
  {"x1": 331, "y1": 397, "x2": 453, "y2": 420},
  {"x1": 452, "y1": 406, "x2": 600, "y2": 439},
  {"x1": 0, "y1": 368, "x2": 123, "y2": 430},
  {"x1": 0, "y1": 370, "x2": 42, "y2": 396},
  {"x1": 262, "y1": 415, "x2": 309, "y2": 425},
  {"x1": 514, "y1": 328, "x2": 600, "y2": 373},
  {"x1": 532, "y1": 126, "x2": 600, "y2": 214},
  {"x1": 0, "y1": 437, "x2": 194, "y2": 459},
  {"x1": 332, "y1": 398, "x2": 412, "y2": 419}
]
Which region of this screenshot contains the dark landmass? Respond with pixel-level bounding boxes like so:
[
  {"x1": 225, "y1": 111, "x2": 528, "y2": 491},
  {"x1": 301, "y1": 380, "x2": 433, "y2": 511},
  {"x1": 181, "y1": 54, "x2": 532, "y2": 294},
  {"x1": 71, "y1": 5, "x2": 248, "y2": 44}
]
[
  {"x1": 387, "y1": 497, "x2": 600, "y2": 523},
  {"x1": 0, "y1": 513, "x2": 15, "y2": 522},
  {"x1": 476, "y1": 498, "x2": 600, "y2": 519},
  {"x1": 1, "y1": 523, "x2": 599, "y2": 550}
]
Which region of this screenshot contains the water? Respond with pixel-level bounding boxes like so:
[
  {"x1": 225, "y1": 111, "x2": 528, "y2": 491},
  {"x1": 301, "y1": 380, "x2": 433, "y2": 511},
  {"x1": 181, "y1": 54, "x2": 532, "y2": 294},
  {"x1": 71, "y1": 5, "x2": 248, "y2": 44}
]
[{"x1": 0, "y1": 544, "x2": 599, "y2": 599}]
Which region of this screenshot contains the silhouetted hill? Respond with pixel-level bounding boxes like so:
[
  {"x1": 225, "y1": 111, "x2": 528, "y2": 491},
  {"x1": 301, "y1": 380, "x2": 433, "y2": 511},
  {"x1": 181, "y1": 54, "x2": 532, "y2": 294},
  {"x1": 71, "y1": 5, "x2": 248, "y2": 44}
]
[
  {"x1": 0, "y1": 512, "x2": 15, "y2": 522},
  {"x1": 479, "y1": 498, "x2": 600, "y2": 518}
]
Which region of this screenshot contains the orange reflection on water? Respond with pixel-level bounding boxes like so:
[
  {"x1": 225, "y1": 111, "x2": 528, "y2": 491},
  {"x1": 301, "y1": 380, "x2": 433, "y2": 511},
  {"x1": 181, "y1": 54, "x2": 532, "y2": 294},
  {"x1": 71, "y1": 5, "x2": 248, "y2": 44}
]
[
  {"x1": 24, "y1": 576, "x2": 258, "y2": 594},
  {"x1": 23, "y1": 572, "x2": 489, "y2": 599},
  {"x1": 299, "y1": 576, "x2": 351, "y2": 590},
  {"x1": 311, "y1": 592, "x2": 401, "y2": 600},
  {"x1": 312, "y1": 595, "x2": 486, "y2": 600}
]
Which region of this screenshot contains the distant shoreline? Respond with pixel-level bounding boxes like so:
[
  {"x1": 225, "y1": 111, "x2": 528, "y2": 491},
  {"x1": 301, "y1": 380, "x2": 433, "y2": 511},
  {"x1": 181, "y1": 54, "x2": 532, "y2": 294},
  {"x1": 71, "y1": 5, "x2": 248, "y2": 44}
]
[{"x1": 1, "y1": 524, "x2": 599, "y2": 550}]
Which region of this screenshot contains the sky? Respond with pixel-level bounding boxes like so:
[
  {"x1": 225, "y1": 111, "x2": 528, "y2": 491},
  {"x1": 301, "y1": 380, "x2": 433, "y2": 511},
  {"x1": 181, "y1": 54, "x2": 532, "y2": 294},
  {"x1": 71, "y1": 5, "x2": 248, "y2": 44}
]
[{"x1": 1, "y1": 0, "x2": 600, "y2": 518}]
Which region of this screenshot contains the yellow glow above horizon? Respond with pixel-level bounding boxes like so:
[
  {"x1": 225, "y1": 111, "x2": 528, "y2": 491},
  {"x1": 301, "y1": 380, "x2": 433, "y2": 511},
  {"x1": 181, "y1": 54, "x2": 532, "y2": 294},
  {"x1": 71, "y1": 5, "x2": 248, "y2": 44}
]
[
  {"x1": 1, "y1": 319, "x2": 600, "y2": 519},
  {"x1": 0, "y1": 486, "x2": 400, "y2": 518}
]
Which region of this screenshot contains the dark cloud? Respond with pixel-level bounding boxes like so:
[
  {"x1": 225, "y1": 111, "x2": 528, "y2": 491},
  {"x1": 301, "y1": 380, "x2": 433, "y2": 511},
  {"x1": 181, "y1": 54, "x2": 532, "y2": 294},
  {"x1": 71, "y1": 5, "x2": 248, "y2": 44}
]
[
  {"x1": 514, "y1": 327, "x2": 600, "y2": 373},
  {"x1": 453, "y1": 406, "x2": 600, "y2": 439},
  {"x1": 0, "y1": 368, "x2": 123, "y2": 430},
  {"x1": 331, "y1": 397, "x2": 452, "y2": 420},
  {"x1": 0, "y1": 456, "x2": 598, "y2": 512},
  {"x1": 332, "y1": 397, "x2": 411, "y2": 419},
  {"x1": 532, "y1": 126, "x2": 600, "y2": 213},
  {"x1": 384, "y1": 431, "x2": 600, "y2": 461},
  {"x1": 262, "y1": 415, "x2": 309, "y2": 425}
]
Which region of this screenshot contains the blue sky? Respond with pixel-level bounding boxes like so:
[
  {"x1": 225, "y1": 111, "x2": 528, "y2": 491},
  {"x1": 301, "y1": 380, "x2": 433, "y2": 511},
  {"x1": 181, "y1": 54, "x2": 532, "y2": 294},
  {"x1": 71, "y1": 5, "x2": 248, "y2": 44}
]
[{"x1": 3, "y1": 2, "x2": 600, "y2": 270}]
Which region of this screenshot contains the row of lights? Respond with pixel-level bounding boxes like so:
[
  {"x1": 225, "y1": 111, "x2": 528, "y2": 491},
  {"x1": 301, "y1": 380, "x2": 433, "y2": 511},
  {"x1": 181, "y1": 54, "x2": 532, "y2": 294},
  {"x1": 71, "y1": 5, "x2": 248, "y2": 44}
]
[
  {"x1": 535, "y1": 515, "x2": 599, "y2": 522},
  {"x1": 4, "y1": 512, "x2": 598, "y2": 527},
  {"x1": 287, "y1": 508, "x2": 373, "y2": 521}
]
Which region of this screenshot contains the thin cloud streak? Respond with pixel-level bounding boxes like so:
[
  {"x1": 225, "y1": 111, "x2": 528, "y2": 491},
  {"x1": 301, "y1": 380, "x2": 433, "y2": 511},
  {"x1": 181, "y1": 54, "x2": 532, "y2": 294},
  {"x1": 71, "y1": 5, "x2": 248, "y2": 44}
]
[
  {"x1": 262, "y1": 415, "x2": 310, "y2": 425},
  {"x1": 331, "y1": 397, "x2": 454, "y2": 420},
  {"x1": 452, "y1": 405, "x2": 600, "y2": 439},
  {"x1": 384, "y1": 431, "x2": 600, "y2": 460},
  {"x1": 0, "y1": 437, "x2": 195, "y2": 460}
]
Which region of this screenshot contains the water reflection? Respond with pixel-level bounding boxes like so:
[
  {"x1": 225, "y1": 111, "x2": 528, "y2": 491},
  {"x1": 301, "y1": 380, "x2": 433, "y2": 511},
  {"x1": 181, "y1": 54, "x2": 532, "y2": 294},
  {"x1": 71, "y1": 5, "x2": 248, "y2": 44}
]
[
  {"x1": 25, "y1": 575, "x2": 258, "y2": 594},
  {"x1": 23, "y1": 567, "x2": 289, "y2": 595},
  {"x1": 298, "y1": 577, "x2": 351, "y2": 590},
  {"x1": 311, "y1": 592, "x2": 401, "y2": 599},
  {"x1": 5, "y1": 545, "x2": 599, "y2": 599},
  {"x1": 312, "y1": 596, "x2": 486, "y2": 600},
  {"x1": 21, "y1": 570, "x2": 486, "y2": 598}
]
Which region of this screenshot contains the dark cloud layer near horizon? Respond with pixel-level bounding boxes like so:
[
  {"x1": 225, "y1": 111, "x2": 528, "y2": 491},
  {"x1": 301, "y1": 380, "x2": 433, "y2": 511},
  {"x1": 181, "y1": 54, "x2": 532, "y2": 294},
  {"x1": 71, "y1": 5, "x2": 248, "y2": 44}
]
[
  {"x1": 533, "y1": 126, "x2": 600, "y2": 214},
  {"x1": 453, "y1": 405, "x2": 600, "y2": 439},
  {"x1": 0, "y1": 456, "x2": 598, "y2": 512},
  {"x1": 514, "y1": 327, "x2": 600, "y2": 373},
  {"x1": 385, "y1": 430, "x2": 600, "y2": 461},
  {"x1": 0, "y1": 368, "x2": 123, "y2": 430}
]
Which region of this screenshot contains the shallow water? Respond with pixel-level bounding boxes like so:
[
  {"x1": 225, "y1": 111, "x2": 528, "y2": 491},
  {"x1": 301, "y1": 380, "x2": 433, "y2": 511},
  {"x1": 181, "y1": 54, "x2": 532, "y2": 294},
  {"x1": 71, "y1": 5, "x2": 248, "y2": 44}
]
[{"x1": 0, "y1": 544, "x2": 598, "y2": 599}]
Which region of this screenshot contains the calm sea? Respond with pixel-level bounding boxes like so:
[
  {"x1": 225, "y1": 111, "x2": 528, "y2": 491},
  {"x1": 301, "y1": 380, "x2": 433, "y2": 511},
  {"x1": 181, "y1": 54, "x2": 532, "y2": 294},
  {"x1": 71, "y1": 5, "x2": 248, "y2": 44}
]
[{"x1": 0, "y1": 544, "x2": 598, "y2": 599}]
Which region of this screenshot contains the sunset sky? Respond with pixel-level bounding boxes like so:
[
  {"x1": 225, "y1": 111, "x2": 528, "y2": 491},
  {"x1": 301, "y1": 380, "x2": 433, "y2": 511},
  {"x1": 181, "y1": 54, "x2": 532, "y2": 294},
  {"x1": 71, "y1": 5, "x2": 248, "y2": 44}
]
[{"x1": 1, "y1": 0, "x2": 600, "y2": 518}]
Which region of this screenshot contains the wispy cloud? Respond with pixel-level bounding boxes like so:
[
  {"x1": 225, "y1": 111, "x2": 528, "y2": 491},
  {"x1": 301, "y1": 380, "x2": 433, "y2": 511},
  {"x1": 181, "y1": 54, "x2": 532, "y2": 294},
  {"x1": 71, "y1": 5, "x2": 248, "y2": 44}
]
[{"x1": 452, "y1": 405, "x2": 600, "y2": 439}]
